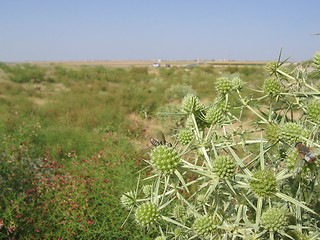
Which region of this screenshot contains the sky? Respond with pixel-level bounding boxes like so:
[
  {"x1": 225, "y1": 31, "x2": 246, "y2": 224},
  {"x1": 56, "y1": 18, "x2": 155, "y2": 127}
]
[{"x1": 0, "y1": 0, "x2": 319, "y2": 62}]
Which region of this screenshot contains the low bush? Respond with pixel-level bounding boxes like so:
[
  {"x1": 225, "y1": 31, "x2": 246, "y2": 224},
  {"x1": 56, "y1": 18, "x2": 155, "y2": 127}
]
[{"x1": 122, "y1": 53, "x2": 320, "y2": 239}]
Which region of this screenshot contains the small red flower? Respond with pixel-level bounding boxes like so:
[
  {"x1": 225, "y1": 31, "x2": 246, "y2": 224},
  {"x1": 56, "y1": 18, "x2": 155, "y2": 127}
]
[{"x1": 87, "y1": 219, "x2": 94, "y2": 225}]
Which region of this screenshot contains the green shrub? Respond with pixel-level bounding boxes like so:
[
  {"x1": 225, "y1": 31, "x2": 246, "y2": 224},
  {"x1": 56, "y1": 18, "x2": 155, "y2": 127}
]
[
  {"x1": 4, "y1": 63, "x2": 46, "y2": 83},
  {"x1": 122, "y1": 54, "x2": 320, "y2": 239}
]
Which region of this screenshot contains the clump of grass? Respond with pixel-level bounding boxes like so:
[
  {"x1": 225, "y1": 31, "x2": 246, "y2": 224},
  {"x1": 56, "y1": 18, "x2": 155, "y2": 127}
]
[
  {"x1": 122, "y1": 53, "x2": 320, "y2": 239},
  {"x1": 0, "y1": 63, "x2": 46, "y2": 83}
]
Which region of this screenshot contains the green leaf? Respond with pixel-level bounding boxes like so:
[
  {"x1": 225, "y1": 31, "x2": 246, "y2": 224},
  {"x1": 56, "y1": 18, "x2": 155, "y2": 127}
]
[
  {"x1": 174, "y1": 170, "x2": 189, "y2": 193},
  {"x1": 275, "y1": 192, "x2": 317, "y2": 215},
  {"x1": 161, "y1": 215, "x2": 190, "y2": 229}
]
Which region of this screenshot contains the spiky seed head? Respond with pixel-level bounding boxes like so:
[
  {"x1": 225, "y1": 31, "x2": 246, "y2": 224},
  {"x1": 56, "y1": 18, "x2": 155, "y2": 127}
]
[
  {"x1": 250, "y1": 170, "x2": 277, "y2": 198},
  {"x1": 151, "y1": 145, "x2": 181, "y2": 175},
  {"x1": 216, "y1": 77, "x2": 232, "y2": 95},
  {"x1": 135, "y1": 202, "x2": 160, "y2": 227},
  {"x1": 261, "y1": 207, "x2": 287, "y2": 232},
  {"x1": 280, "y1": 123, "x2": 307, "y2": 145},
  {"x1": 232, "y1": 77, "x2": 245, "y2": 91},
  {"x1": 181, "y1": 94, "x2": 202, "y2": 114},
  {"x1": 306, "y1": 100, "x2": 320, "y2": 124},
  {"x1": 173, "y1": 227, "x2": 185, "y2": 239},
  {"x1": 120, "y1": 191, "x2": 136, "y2": 209},
  {"x1": 178, "y1": 129, "x2": 194, "y2": 145},
  {"x1": 205, "y1": 106, "x2": 224, "y2": 125},
  {"x1": 265, "y1": 124, "x2": 281, "y2": 143},
  {"x1": 265, "y1": 61, "x2": 279, "y2": 76},
  {"x1": 142, "y1": 184, "x2": 153, "y2": 196},
  {"x1": 173, "y1": 204, "x2": 186, "y2": 220},
  {"x1": 313, "y1": 52, "x2": 320, "y2": 73},
  {"x1": 212, "y1": 155, "x2": 236, "y2": 179},
  {"x1": 193, "y1": 215, "x2": 219, "y2": 238},
  {"x1": 285, "y1": 147, "x2": 298, "y2": 172},
  {"x1": 263, "y1": 77, "x2": 281, "y2": 96}
]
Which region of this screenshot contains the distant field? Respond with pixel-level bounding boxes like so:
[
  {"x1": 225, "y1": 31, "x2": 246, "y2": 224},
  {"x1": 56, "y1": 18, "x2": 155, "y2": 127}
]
[{"x1": 26, "y1": 59, "x2": 268, "y2": 68}]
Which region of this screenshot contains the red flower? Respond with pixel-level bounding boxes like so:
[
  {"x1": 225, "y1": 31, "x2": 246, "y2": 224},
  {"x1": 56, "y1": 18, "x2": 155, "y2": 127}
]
[{"x1": 87, "y1": 219, "x2": 94, "y2": 225}]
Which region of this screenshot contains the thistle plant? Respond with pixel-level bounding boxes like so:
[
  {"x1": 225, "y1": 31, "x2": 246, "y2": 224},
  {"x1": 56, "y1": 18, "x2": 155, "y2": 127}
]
[
  {"x1": 122, "y1": 53, "x2": 320, "y2": 239},
  {"x1": 135, "y1": 202, "x2": 160, "y2": 227}
]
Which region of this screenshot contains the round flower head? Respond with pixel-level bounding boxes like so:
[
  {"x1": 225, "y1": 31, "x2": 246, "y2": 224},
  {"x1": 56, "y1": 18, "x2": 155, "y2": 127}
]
[
  {"x1": 174, "y1": 227, "x2": 186, "y2": 239},
  {"x1": 178, "y1": 129, "x2": 194, "y2": 145},
  {"x1": 142, "y1": 184, "x2": 153, "y2": 196},
  {"x1": 313, "y1": 52, "x2": 320, "y2": 73},
  {"x1": 173, "y1": 204, "x2": 186, "y2": 220},
  {"x1": 193, "y1": 215, "x2": 219, "y2": 238},
  {"x1": 263, "y1": 77, "x2": 281, "y2": 96},
  {"x1": 265, "y1": 124, "x2": 281, "y2": 143},
  {"x1": 285, "y1": 147, "x2": 299, "y2": 172},
  {"x1": 261, "y1": 207, "x2": 287, "y2": 232},
  {"x1": 265, "y1": 61, "x2": 279, "y2": 76},
  {"x1": 135, "y1": 202, "x2": 160, "y2": 227},
  {"x1": 250, "y1": 170, "x2": 277, "y2": 198},
  {"x1": 231, "y1": 77, "x2": 245, "y2": 91},
  {"x1": 205, "y1": 106, "x2": 224, "y2": 125},
  {"x1": 306, "y1": 100, "x2": 320, "y2": 124},
  {"x1": 120, "y1": 191, "x2": 136, "y2": 209},
  {"x1": 212, "y1": 155, "x2": 236, "y2": 179},
  {"x1": 151, "y1": 145, "x2": 181, "y2": 175},
  {"x1": 280, "y1": 123, "x2": 307, "y2": 145},
  {"x1": 181, "y1": 94, "x2": 202, "y2": 114},
  {"x1": 216, "y1": 77, "x2": 232, "y2": 95}
]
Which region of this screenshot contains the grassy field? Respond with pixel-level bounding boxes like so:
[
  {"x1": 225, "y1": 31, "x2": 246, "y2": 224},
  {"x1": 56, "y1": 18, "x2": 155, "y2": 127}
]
[{"x1": 2, "y1": 59, "x2": 316, "y2": 239}]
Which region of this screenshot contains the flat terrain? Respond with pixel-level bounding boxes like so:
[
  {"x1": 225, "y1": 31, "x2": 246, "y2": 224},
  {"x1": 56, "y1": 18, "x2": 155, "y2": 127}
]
[{"x1": 25, "y1": 59, "x2": 267, "y2": 67}]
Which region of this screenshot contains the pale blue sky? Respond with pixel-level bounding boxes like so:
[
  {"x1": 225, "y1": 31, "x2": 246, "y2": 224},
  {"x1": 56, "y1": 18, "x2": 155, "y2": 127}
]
[{"x1": 0, "y1": 0, "x2": 319, "y2": 62}]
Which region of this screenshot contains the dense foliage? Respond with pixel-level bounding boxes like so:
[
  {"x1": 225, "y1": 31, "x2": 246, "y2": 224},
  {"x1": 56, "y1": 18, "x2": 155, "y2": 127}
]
[
  {"x1": 1, "y1": 56, "x2": 318, "y2": 239},
  {"x1": 122, "y1": 54, "x2": 320, "y2": 239}
]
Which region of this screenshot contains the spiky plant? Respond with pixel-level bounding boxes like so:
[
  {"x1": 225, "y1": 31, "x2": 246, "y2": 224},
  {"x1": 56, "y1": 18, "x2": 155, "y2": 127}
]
[{"x1": 121, "y1": 53, "x2": 320, "y2": 239}]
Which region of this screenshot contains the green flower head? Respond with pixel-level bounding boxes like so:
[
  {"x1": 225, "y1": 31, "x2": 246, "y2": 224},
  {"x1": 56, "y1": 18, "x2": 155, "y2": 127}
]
[
  {"x1": 264, "y1": 77, "x2": 281, "y2": 96},
  {"x1": 181, "y1": 94, "x2": 202, "y2": 114},
  {"x1": 265, "y1": 124, "x2": 281, "y2": 143},
  {"x1": 280, "y1": 123, "x2": 307, "y2": 145},
  {"x1": 313, "y1": 52, "x2": 320, "y2": 73},
  {"x1": 212, "y1": 155, "x2": 236, "y2": 179},
  {"x1": 250, "y1": 170, "x2": 277, "y2": 198},
  {"x1": 231, "y1": 77, "x2": 245, "y2": 91},
  {"x1": 151, "y1": 145, "x2": 181, "y2": 175},
  {"x1": 285, "y1": 147, "x2": 299, "y2": 172},
  {"x1": 216, "y1": 77, "x2": 232, "y2": 95},
  {"x1": 178, "y1": 129, "x2": 194, "y2": 145},
  {"x1": 120, "y1": 191, "x2": 136, "y2": 209},
  {"x1": 205, "y1": 106, "x2": 224, "y2": 125},
  {"x1": 135, "y1": 202, "x2": 160, "y2": 227},
  {"x1": 142, "y1": 184, "x2": 153, "y2": 196},
  {"x1": 265, "y1": 61, "x2": 279, "y2": 76},
  {"x1": 306, "y1": 100, "x2": 320, "y2": 124},
  {"x1": 261, "y1": 207, "x2": 287, "y2": 232},
  {"x1": 193, "y1": 215, "x2": 219, "y2": 238}
]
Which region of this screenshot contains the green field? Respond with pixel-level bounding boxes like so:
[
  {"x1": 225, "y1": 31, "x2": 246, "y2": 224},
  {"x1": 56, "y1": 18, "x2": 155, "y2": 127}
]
[{"x1": 0, "y1": 59, "x2": 319, "y2": 239}]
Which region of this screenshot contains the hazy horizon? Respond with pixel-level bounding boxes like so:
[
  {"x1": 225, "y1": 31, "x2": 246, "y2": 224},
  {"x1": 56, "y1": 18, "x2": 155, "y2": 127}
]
[{"x1": 1, "y1": 0, "x2": 320, "y2": 62}]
